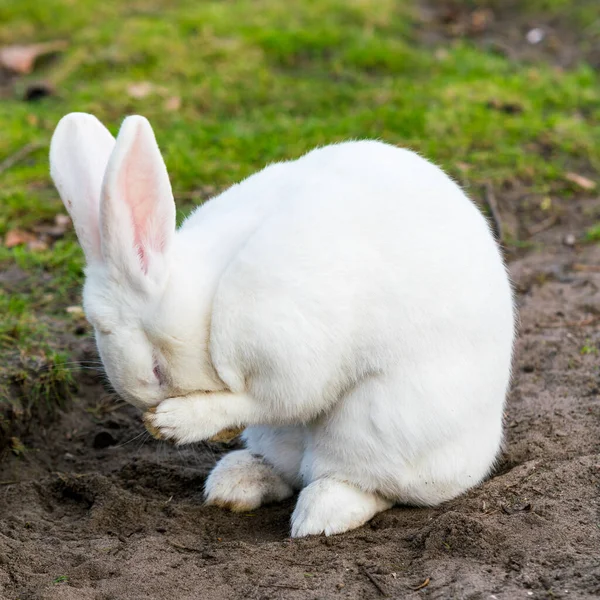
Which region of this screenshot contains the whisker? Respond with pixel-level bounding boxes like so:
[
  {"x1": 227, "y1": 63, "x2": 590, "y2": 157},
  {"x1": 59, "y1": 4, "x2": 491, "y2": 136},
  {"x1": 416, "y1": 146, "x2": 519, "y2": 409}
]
[
  {"x1": 133, "y1": 431, "x2": 153, "y2": 457},
  {"x1": 113, "y1": 429, "x2": 149, "y2": 449}
]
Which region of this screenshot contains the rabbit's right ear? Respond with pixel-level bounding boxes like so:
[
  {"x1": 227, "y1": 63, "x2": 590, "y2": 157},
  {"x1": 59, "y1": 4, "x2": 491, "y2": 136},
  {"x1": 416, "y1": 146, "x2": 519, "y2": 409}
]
[{"x1": 50, "y1": 113, "x2": 116, "y2": 263}]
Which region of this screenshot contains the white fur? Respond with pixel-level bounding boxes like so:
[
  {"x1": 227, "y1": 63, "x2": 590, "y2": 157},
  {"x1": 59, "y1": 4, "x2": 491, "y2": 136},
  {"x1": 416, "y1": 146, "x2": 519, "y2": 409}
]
[
  {"x1": 50, "y1": 113, "x2": 515, "y2": 537},
  {"x1": 291, "y1": 478, "x2": 393, "y2": 537},
  {"x1": 203, "y1": 449, "x2": 293, "y2": 512},
  {"x1": 49, "y1": 113, "x2": 115, "y2": 262}
]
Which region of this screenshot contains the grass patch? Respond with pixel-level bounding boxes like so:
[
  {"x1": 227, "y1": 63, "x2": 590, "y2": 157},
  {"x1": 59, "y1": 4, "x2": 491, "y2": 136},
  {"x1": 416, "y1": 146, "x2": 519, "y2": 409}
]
[
  {"x1": 580, "y1": 340, "x2": 598, "y2": 355},
  {"x1": 585, "y1": 224, "x2": 600, "y2": 242}
]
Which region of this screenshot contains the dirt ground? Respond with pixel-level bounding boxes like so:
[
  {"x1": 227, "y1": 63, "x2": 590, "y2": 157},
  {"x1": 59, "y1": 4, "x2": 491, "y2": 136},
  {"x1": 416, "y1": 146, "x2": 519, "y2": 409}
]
[
  {"x1": 420, "y1": 0, "x2": 600, "y2": 68},
  {"x1": 1, "y1": 193, "x2": 600, "y2": 600}
]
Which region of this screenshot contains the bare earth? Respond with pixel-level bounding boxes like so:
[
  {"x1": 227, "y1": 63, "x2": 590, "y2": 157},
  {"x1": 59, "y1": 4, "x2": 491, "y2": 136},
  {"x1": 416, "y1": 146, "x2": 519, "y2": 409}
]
[{"x1": 1, "y1": 188, "x2": 600, "y2": 600}]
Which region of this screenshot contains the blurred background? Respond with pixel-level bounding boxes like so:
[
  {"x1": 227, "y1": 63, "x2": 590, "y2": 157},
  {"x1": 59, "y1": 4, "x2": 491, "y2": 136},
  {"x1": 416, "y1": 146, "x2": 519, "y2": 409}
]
[{"x1": 2, "y1": 1, "x2": 599, "y2": 214}]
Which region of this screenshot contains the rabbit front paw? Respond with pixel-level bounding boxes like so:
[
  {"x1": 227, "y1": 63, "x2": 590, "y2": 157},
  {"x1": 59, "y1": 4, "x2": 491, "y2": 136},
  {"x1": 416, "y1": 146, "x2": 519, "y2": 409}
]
[{"x1": 143, "y1": 395, "x2": 222, "y2": 444}]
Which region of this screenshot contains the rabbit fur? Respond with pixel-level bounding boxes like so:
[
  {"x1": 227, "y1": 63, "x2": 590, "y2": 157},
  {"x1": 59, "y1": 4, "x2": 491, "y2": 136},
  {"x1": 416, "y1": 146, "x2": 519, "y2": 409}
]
[{"x1": 50, "y1": 113, "x2": 515, "y2": 537}]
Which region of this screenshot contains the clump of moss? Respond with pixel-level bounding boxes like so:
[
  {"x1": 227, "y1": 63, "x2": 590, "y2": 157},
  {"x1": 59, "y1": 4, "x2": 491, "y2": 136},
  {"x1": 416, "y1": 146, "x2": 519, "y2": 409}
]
[{"x1": 1, "y1": 348, "x2": 76, "y2": 451}]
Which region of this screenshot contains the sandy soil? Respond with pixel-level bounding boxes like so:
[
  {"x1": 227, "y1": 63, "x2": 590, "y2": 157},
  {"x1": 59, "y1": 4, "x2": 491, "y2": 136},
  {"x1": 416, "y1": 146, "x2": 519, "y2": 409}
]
[{"x1": 1, "y1": 190, "x2": 600, "y2": 600}]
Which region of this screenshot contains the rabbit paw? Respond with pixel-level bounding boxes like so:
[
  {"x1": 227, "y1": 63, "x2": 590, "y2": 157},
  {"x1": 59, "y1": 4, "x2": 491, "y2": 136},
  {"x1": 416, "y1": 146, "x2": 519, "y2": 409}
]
[
  {"x1": 144, "y1": 391, "x2": 256, "y2": 445},
  {"x1": 290, "y1": 478, "x2": 393, "y2": 538},
  {"x1": 204, "y1": 450, "x2": 293, "y2": 512},
  {"x1": 143, "y1": 395, "x2": 219, "y2": 444}
]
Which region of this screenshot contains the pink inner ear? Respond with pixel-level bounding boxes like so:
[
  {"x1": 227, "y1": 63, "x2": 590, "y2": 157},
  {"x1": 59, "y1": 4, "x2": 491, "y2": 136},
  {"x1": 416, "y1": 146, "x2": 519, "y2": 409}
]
[{"x1": 118, "y1": 127, "x2": 170, "y2": 274}]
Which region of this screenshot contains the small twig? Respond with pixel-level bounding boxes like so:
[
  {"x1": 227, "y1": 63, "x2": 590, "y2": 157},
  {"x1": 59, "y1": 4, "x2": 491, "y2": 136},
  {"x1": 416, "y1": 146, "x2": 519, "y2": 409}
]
[
  {"x1": 536, "y1": 316, "x2": 600, "y2": 329},
  {"x1": 0, "y1": 142, "x2": 42, "y2": 175},
  {"x1": 486, "y1": 39, "x2": 518, "y2": 61},
  {"x1": 362, "y1": 568, "x2": 389, "y2": 597},
  {"x1": 167, "y1": 539, "x2": 203, "y2": 553},
  {"x1": 572, "y1": 263, "x2": 600, "y2": 273},
  {"x1": 0, "y1": 480, "x2": 19, "y2": 486},
  {"x1": 527, "y1": 215, "x2": 559, "y2": 236},
  {"x1": 125, "y1": 527, "x2": 143, "y2": 538},
  {"x1": 483, "y1": 182, "x2": 504, "y2": 242},
  {"x1": 414, "y1": 577, "x2": 431, "y2": 591},
  {"x1": 284, "y1": 560, "x2": 319, "y2": 568},
  {"x1": 258, "y1": 583, "x2": 306, "y2": 590}
]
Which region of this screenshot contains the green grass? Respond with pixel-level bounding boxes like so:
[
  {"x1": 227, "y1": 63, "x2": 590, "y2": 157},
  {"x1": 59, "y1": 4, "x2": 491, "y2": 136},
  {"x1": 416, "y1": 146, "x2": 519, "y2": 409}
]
[
  {"x1": 580, "y1": 339, "x2": 599, "y2": 355},
  {"x1": 585, "y1": 224, "x2": 600, "y2": 242},
  {"x1": 0, "y1": 0, "x2": 599, "y2": 437}
]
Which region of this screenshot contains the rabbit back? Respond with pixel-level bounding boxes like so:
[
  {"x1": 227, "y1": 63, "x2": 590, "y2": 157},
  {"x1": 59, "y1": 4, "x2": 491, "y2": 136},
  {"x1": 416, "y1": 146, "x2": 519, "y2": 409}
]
[{"x1": 203, "y1": 141, "x2": 514, "y2": 503}]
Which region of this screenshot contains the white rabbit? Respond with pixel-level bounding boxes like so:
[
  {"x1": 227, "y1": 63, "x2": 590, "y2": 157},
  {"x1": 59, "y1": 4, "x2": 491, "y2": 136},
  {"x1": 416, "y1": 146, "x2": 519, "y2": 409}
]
[{"x1": 50, "y1": 113, "x2": 515, "y2": 537}]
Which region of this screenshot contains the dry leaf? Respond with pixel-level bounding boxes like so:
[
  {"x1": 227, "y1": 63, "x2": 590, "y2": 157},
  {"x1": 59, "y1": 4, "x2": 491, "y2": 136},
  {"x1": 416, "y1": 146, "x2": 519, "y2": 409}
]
[
  {"x1": 434, "y1": 48, "x2": 449, "y2": 61},
  {"x1": 164, "y1": 96, "x2": 181, "y2": 111},
  {"x1": 55, "y1": 213, "x2": 71, "y2": 229},
  {"x1": 0, "y1": 41, "x2": 68, "y2": 74},
  {"x1": 27, "y1": 239, "x2": 49, "y2": 251},
  {"x1": 4, "y1": 229, "x2": 37, "y2": 248},
  {"x1": 470, "y1": 9, "x2": 493, "y2": 33},
  {"x1": 414, "y1": 577, "x2": 431, "y2": 591},
  {"x1": 32, "y1": 214, "x2": 71, "y2": 239},
  {"x1": 127, "y1": 81, "x2": 155, "y2": 98},
  {"x1": 66, "y1": 305, "x2": 84, "y2": 315},
  {"x1": 565, "y1": 172, "x2": 596, "y2": 191}
]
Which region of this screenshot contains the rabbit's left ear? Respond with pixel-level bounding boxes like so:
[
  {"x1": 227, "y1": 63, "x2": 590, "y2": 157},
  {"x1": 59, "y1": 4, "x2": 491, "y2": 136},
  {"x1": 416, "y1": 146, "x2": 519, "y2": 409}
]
[
  {"x1": 100, "y1": 115, "x2": 176, "y2": 278},
  {"x1": 49, "y1": 113, "x2": 115, "y2": 264}
]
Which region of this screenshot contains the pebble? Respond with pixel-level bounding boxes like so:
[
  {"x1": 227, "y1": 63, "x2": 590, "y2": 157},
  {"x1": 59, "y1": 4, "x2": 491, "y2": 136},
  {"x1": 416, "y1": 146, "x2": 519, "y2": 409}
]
[{"x1": 526, "y1": 28, "x2": 545, "y2": 44}]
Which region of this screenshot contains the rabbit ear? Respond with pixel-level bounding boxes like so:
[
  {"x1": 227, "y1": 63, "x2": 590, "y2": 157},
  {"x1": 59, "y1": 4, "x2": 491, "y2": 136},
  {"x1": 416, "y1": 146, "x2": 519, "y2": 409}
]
[
  {"x1": 49, "y1": 113, "x2": 115, "y2": 263},
  {"x1": 100, "y1": 115, "x2": 175, "y2": 278}
]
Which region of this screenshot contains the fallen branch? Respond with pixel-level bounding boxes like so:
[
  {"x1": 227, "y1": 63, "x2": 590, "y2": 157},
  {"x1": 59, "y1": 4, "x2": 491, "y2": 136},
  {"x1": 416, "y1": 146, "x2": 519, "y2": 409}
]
[
  {"x1": 362, "y1": 568, "x2": 389, "y2": 597},
  {"x1": 527, "y1": 215, "x2": 559, "y2": 236}
]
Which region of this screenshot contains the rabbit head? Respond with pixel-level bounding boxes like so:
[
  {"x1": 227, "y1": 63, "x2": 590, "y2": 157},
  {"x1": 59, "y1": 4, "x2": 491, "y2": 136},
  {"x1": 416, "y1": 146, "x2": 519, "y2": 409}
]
[{"x1": 50, "y1": 113, "x2": 221, "y2": 408}]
